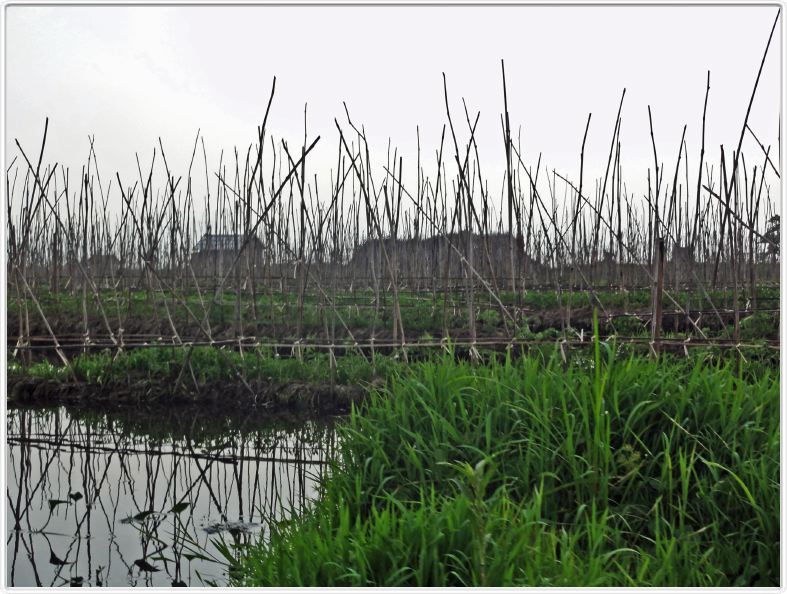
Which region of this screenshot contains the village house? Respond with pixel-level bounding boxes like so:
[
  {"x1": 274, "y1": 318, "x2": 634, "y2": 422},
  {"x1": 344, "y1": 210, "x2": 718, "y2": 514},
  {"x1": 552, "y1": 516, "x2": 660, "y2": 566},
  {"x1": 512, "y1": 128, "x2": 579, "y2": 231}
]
[
  {"x1": 191, "y1": 233, "x2": 265, "y2": 277},
  {"x1": 348, "y1": 232, "x2": 547, "y2": 288}
]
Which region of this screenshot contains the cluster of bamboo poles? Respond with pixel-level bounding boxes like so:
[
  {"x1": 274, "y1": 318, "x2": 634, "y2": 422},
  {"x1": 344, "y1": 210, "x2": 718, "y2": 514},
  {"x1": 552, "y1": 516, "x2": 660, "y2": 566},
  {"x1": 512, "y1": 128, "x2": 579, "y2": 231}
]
[{"x1": 7, "y1": 16, "x2": 781, "y2": 370}]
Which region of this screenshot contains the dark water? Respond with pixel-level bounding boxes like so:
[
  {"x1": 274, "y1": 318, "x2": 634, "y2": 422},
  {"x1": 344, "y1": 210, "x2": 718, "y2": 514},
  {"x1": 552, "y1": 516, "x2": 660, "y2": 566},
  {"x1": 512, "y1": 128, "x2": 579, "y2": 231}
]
[{"x1": 6, "y1": 405, "x2": 337, "y2": 587}]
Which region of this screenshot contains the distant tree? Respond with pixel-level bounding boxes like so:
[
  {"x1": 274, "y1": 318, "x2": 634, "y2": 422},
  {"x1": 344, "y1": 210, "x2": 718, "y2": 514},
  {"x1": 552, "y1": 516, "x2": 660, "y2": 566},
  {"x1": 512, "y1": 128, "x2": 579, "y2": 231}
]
[{"x1": 761, "y1": 214, "x2": 780, "y2": 262}]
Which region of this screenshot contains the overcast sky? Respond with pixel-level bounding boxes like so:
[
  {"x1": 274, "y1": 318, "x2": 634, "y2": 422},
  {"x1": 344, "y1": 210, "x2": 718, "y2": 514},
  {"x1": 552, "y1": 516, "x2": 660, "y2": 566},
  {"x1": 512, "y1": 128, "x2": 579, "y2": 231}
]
[{"x1": 4, "y1": 4, "x2": 782, "y2": 223}]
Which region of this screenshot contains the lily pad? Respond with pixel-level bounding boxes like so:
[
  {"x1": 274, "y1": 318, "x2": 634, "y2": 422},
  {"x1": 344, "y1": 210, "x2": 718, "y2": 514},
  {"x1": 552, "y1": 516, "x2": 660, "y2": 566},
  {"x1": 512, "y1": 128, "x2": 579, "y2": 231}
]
[
  {"x1": 203, "y1": 521, "x2": 261, "y2": 535},
  {"x1": 49, "y1": 550, "x2": 68, "y2": 565},
  {"x1": 121, "y1": 510, "x2": 164, "y2": 524},
  {"x1": 134, "y1": 559, "x2": 160, "y2": 572},
  {"x1": 133, "y1": 510, "x2": 154, "y2": 521}
]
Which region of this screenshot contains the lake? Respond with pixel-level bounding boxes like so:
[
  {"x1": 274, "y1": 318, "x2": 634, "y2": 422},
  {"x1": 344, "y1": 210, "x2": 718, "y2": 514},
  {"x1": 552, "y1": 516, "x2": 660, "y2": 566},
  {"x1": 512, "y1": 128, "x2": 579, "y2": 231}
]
[{"x1": 6, "y1": 405, "x2": 337, "y2": 587}]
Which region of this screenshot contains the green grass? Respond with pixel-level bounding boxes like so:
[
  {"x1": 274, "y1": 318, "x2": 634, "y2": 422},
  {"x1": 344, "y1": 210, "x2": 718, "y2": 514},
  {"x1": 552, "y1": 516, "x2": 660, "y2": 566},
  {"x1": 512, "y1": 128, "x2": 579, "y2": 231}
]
[
  {"x1": 231, "y1": 329, "x2": 779, "y2": 586},
  {"x1": 8, "y1": 346, "x2": 403, "y2": 387}
]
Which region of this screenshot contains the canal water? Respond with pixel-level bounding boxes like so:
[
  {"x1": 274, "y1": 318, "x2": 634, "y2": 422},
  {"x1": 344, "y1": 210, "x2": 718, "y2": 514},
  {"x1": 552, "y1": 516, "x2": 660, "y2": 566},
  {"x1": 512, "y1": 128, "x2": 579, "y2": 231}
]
[{"x1": 6, "y1": 405, "x2": 338, "y2": 587}]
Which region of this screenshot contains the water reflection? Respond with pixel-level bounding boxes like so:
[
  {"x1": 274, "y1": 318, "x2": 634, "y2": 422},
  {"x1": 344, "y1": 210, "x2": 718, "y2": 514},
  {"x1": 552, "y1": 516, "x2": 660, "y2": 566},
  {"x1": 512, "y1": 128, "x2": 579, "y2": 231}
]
[{"x1": 6, "y1": 405, "x2": 337, "y2": 587}]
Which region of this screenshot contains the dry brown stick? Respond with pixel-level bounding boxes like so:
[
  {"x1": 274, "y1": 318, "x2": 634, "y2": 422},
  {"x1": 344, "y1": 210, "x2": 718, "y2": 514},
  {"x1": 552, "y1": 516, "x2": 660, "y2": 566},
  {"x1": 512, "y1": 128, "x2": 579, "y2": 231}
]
[
  {"x1": 568, "y1": 113, "x2": 592, "y2": 334},
  {"x1": 650, "y1": 237, "x2": 665, "y2": 357},
  {"x1": 509, "y1": 144, "x2": 618, "y2": 332},
  {"x1": 730, "y1": 174, "x2": 741, "y2": 344},
  {"x1": 748, "y1": 147, "x2": 770, "y2": 311},
  {"x1": 592, "y1": 89, "x2": 626, "y2": 264},
  {"x1": 15, "y1": 138, "x2": 120, "y2": 352},
  {"x1": 665, "y1": 125, "x2": 688, "y2": 238},
  {"x1": 442, "y1": 76, "x2": 480, "y2": 358},
  {"x1": 219, "y1": 154, "x2": 370, "y2": 363},
  {"x1": 207, "y1": 135, "x2": 321, "y2": 305},
  {"x1": 554, "y1": 171, "x2": 710, "y2": 341},
  {"x1": 465, "y1": 109, "x2": 511, "y2": 338},
  {"x1": 725, "y1": 9, "x2": 781, "y2": 193},
  {"x1": 383, "y1": 165, "x2": 521, "y2": 333},
  {"x1": 691, "y1": 71, "x2": 711, "y2": 253},
  {"x1": 501, "y1": 60, "x2": 516, "y2": 295},
  {"x1": 703, "y1": 183, "x2": 777, "y2": 248},
  {"x1": 647, "y1": 105, "x2": 662, "y2": 267},
  {"x1": 335, "y1": 120, "x2": 407, "y2": 348},
  {"x1": 14, "y1": 266, "x2": 75, "y2": 377},
  {"x1": 115, "y1": 183, "x2": 215, "y2": 343},
  {"x1": 745, "y1": 124, "x2": 779, "y2": 179}
]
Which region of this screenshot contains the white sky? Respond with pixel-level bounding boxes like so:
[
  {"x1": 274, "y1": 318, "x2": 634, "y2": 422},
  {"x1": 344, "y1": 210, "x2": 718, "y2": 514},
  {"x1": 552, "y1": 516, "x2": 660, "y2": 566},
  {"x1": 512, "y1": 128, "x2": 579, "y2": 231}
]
[{"x1": 4, "y1": 4, "x2": 783, "y2": 224}]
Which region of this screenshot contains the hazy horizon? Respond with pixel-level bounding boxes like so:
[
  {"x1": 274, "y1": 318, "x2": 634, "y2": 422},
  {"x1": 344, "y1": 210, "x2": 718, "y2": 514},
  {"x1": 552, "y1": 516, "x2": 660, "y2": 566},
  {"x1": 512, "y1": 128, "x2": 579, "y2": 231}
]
[{"x1": 4, "y1": 4, "x2": 782, "y2": 227}]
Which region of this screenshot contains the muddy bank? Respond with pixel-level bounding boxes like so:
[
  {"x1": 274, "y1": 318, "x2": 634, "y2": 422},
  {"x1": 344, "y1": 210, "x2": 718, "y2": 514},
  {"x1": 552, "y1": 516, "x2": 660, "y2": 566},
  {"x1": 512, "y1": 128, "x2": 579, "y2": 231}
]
[
  {"x1": 8, "y1": 398, "x2": 339, "y2": 444},
  {"x1": 7, "y1": 374, "x2": 373, "y2": 415}
]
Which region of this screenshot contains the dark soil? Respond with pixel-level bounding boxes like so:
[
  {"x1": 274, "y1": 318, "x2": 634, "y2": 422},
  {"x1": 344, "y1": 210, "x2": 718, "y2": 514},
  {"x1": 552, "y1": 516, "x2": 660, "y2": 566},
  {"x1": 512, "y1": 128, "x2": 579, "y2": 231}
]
[
  {"x1": 11, "y1": 305, "x2": 773, "y2": 348},
  {"x1": 7, "y1": 374, "x2": 373, "y2": 416}
]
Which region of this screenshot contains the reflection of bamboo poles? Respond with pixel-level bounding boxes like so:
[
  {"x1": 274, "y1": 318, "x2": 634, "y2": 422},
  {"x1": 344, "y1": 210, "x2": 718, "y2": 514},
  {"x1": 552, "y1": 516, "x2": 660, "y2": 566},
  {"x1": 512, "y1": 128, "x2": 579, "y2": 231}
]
[
  {"x1": 7, "y1": 438, "x2": 333, "y2": 465},
  {"x1": 6, "y1": 408, "x2": 336, "y2": 586}
]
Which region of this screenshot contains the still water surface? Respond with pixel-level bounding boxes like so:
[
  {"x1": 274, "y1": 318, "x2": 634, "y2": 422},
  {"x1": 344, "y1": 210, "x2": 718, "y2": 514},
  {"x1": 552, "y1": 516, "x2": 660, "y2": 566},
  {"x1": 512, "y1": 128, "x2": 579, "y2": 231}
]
[{"x1": 6, "y1": 405, "x2": 337, "y2": 587}]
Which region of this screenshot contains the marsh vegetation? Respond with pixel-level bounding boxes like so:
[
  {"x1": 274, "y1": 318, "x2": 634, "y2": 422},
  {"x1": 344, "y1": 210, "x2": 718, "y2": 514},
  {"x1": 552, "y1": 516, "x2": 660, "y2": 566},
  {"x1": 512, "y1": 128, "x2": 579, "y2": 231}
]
[{"x1": 5, "y1": 10, "x2": 781, "y2": 586}]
